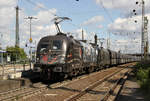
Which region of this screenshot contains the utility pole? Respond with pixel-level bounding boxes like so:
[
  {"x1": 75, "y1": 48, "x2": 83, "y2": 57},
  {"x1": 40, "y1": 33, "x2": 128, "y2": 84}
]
[
  {"x1": 25, "y1": 16, "x2": 37, "y2": 70},
  {"x1": 134, "y1": 0, "x2": 148, "y2": 60},
  {"x1": 107, "y1": 32, "x2": 110, "y2": 49},
  {"x1": 15, "y1": 6, "x2": 20, "y2": 47},
  {"x1": 0, "y1": 33, "x2": 2, "y2": 49},
  {"x1": 94, "y1": 34, "x2": 97, "y2": 46},
  {"x1": 144, "y1": 16, "x2": 149, "y2": 59},
  {"x1": 140, "y1": 0, "x2": 149, "y2": 60},
  {"x1": 82, "y1": 29, "x2": 84, "y2": 40},
  {"x1": 141, "y1": 0, "x2": 145, "y2": 59}
]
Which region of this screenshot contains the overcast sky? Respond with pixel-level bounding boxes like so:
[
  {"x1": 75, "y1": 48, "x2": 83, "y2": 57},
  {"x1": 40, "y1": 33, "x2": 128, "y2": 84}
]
[{"x1": 0, "y1": 0, "x2": 150, "y2": 54}]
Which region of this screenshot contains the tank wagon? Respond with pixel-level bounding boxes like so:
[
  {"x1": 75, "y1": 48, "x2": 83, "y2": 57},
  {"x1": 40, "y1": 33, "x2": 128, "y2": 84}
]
[{"x1": 33, "y1": 33, "x2": 140, "y2": 80}]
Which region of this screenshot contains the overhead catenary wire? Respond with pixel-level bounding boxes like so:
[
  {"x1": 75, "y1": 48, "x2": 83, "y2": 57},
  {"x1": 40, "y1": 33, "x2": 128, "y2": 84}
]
[
  {"x1": 20, "y1": 0, "x2": 108, "y2": 42},
  {"x1": 24, "y1": 0, "x2": 57, "y2": 17},
  {"x1": 109, "y1": 0, "x2": 140, "y2": 37},
  {"x1": 99, "y1": 0, "x2": 113, "y2": 23}
]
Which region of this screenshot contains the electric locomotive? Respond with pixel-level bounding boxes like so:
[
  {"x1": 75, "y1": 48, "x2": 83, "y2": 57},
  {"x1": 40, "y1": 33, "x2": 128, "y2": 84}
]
[{"x1": 34, "y1": 32, "x2": 98, "y2": 80}]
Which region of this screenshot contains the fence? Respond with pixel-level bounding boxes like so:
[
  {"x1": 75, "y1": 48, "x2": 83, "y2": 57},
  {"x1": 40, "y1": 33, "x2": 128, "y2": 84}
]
[{"x1": 0, "y1": 62, "x2": 33, "y2": 79}]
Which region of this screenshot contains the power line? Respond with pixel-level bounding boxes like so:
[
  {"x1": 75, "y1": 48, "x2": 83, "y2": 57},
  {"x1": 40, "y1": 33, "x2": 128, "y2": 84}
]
[
  {"x1": 24, "y1": 0, "x2": 57, "y2": 16},
  {"x1": 99, "y1": 0, "x2": 113, "y2": 23}
]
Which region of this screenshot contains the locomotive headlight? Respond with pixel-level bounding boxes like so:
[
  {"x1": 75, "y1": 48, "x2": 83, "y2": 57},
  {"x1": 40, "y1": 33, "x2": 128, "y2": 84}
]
[
  {"x1": 53, "y1": 67, "x2": 62, "y2": 72},
  {"x1": 37, "y1": 58, "x2": 39, "y2": 61},
  {"x1": 59, "y1": 57, "x2": 65, "y2": 63},
  {"x1": 63, "y1": 43, "x2": 67, "y2": 51},
  {"x1": 33, "y1": 66, "x2": 41, "y2": 72}
]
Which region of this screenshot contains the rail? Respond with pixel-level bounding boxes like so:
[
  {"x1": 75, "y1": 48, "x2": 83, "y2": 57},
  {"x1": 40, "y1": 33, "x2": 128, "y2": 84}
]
[{"x1": 66, "y1": 67, "x2": 126, "y2": 101}]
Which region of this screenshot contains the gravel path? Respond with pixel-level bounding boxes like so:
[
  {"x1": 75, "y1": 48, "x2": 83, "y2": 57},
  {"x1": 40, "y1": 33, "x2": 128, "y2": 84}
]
[{"x1": 116, "y1": 74, "x2": 146, "y2": 101}]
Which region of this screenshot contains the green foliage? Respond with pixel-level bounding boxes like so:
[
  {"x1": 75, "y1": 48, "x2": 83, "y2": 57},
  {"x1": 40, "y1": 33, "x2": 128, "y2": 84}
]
[
  {"x1": 6, "y1": 46, "x2": 27, "y2": 62},
  {"x1": 135, "y1": 60, "x2": 150, "y2": 95},
  {"x1": 135, "y1": 60, "x2": 150, "y2": 69},
  {"x1": 136, "y1": 68, "x2": 149, "y2": 81}
]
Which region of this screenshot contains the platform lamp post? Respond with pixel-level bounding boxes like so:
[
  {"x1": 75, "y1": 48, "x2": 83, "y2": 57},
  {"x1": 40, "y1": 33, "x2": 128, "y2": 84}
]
[
  {"x1": 25, "y1": 16, "x2": 37, "y2": 70},
  {"x1": 0, "y1": 32, "x2": 4, "y2": 76},
  {"x1": 0, "y1": 32, "x2": 2, "y2": 49}
]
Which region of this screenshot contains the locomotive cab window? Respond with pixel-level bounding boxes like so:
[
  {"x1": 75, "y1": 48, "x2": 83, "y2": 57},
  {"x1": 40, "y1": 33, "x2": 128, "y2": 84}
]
[
  {"x1": 40, "y1": 44, "x2": 49, "y2": 52},
  {"x1": 52, "y1": 40, "x2": 62, "y2": 50}
]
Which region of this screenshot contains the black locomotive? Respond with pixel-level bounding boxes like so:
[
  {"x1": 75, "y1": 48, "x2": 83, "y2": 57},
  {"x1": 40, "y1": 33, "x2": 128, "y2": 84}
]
[{"x1": 33, "y1": 32, "x2": 140, "y2": 80}]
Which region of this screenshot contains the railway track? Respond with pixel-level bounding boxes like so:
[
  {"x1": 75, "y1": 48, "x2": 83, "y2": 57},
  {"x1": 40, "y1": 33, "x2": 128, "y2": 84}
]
[
  {"x1": 0, "y1": 63, "x2": 136, "y2": 101},
  {"x1": 0, "y1": 83, "x2": 48, "y2": 101},
  {"x1": 24, "y1": 63, "x2": 136, "y2": 101},
  {"x1": 65, "y1": 67, "x2": 130, "y2": 101}
]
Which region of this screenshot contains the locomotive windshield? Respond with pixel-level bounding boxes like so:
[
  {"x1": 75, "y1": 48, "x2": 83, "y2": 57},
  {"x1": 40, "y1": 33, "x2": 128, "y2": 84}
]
[
  {"x1": 40, "y1": 43, "x2": 49, "y2": 52},
  {"x1": 39, "y1": 40, "x2": 63, "y2": 52},
  {"x1": 52, "y1": 40, "x2": 62, "y2": 50}
]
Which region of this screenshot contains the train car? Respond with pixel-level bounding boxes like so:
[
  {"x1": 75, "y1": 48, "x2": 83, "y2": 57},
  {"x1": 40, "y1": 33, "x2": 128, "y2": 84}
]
[
  {"x1": 108, "y1": 50, "x2": 117, "y2": 66},
  {"x1": 80, "y1": 41, "x2": 98, "y2": 72},
  {"x1": 97, "y1": 47, "x2": 110, "y2": 69}
]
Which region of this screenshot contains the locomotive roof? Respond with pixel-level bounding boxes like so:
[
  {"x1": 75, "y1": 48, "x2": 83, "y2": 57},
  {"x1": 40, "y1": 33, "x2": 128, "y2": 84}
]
[
  {"x1": 40, "y1": 34, "x2": 68, "y2": 41},
  {"x1": 38, "y1": 33, "x2": 81, "y2": 46}
]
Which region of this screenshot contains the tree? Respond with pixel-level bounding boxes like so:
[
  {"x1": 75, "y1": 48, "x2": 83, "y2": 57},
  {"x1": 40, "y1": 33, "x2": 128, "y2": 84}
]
[{"x1": 6, "y1": 46, "x2": 27, "y2": 62}]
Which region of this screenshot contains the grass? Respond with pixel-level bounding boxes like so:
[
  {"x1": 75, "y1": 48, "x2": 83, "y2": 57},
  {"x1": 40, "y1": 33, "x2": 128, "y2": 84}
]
[{"x1": 134, "y1": 60, "x2": 150, "y2": 97}]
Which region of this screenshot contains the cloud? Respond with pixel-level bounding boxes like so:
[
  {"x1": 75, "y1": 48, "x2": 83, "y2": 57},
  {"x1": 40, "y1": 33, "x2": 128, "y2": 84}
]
[
  {"x1": 110, "y1": 38, "x2": 141, "y2": 54},
  {"x1": 94, "y1": 0, "x2": 150, "y2": 53},
  {"x1": 108, "y1": 16, "x2": 142, "y2": 35},
  {"x1": 71, "y1": 28, "x2": 96, "y2": 43},
  {"x1": 107, "y1": 14, "x2": 150, "y2": 53},
  {"x1": 0, "y1": 0, "x2": 16, "y2": 8},
  {"x1": 95, "y1": 0, "x2": 150, "y2": 15},
  {"x1": 0, "y1": 0, "x2": 17, "y2": 48},
  {"x1": 72, "y1": 28, "x2": 88, "y2": 40},
  {"x1": 0, "y1": 0, "x2": 58, "y2": 51},
  {"x1": 96, "y1": 0, "x2": 133, "y2": 9},
  {"x1": 82, "y1": 15, "x2": 104, "y2": 26},
  {"x1": 33, "y1": 3, "x2": 46, "y2": 11},
  {"x1": 33, "y1": 8, "x2": 57, "y2": 25},
  {"x1": 20, "y1": 9, "x2": 57, "y2": 48},
  {"x1": 97, "y1": 24, "x2": 103, "y2": 29},
  {"x1": 108, "y1": 13, "x2": 150, "y2": 38},
  {"x1": 0, "y1": 0, "x2": 16, "y2": 27}
]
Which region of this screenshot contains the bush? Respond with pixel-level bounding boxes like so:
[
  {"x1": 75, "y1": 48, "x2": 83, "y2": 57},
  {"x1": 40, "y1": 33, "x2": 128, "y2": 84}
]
[
  {"x1": 135, "y1": 60, "x2": 150, "y2": 69},
  {"x1": 136, "y1": 68, "x2": 149, "y2": 81},
  {"x1": 135, "y1": 61, "x2": 150, "y2": 95}
]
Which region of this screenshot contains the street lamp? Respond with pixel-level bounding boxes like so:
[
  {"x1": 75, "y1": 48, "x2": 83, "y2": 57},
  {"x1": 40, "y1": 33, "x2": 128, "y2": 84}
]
[
  {"x1": 0, "y1": 32, "x2": 3, "y2": 49},
  {"x1": 25, "y1": 16, "x2": 37, "y2": 70}
]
